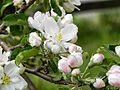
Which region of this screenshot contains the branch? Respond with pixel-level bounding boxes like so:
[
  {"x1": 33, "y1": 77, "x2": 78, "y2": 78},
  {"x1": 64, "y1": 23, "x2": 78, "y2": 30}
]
[
  {"x1": 0, "y1": 39, "x2": 9, "y2": 51},
  {"x1": 21, "y1": 73, "x2": 37, "y2": 90},
  {"x1": 17, "y1": 0, "x2": 36, "y2": 13},
  {"x1": 76, "y1": 0, "x2": 120, "y2": 12},
  {"x1": 25, "y1": 68, "x2": 74, "y2": 85}
]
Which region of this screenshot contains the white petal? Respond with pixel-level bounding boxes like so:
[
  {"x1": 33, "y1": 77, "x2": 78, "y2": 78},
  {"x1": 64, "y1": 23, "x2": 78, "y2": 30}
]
[
  {"x1": 28, "y1": 17, "x2": 43, "y2": 32},
  {"x1": 70, "y1": 0, "x2": 81, "y2": 5},
  {"x1": 4, "y1": 61, "x2": 20, "y2": 77},
  {"x1": 0, "y1": 51, "x2": 10, "y2": 64},
  {"x1": 0, "y1": 46, "x2": 3, "y2": 58},
  {"x1": 1, "y1": 84, "x2": 15, "y2": 90},
  {"x1": 13, "y1": 76, "x2": 28, "y2": 90},
  {"x1": 44, "y1": 17, "x2": 59, "y2": 36},
  {"x1": 61, "y1": 24, "x2": 78, "y2": 41},
  {"x1": 0, "y1": 66, "x2": 4, "y2": 78},
  {"x1": 34, "y1": 11, "x2": 45, "y2": 23}
]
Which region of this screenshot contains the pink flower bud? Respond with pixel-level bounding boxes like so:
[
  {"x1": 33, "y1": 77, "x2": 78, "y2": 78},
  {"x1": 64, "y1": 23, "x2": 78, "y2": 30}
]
[
  {"x1": 93, "y1": 78, "x2": 105, "y2": 88},
  {"x1": 67, "y1": 52, "x2": 83, "y2": 68},
  {"x1": 68, "y1": 44, "x2": 82, "y2": 53},
  {"x1": 91, "y1": 53, "x2": 104, "y2": 64},
  {"x1": 107, "y1": 65, "x2": 120, "y2": 87},
  {"x1": 58, "y1": 58, "x2": 71, "y2": 74},
  {"x1": 115, "y1": 46, "x2": 120, "y2": 57},
  {"x1": 71, "y1": 68, "x2": 80, "y2": 76},
  {"x1": 108, "y1": 73, "x2": 120, "y2": 87}
]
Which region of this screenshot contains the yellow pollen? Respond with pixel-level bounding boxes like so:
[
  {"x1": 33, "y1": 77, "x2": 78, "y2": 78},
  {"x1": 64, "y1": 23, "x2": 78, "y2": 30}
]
[
  {"x1": 56, "y1": 33, "x2": 62, "y2": 41},
  {"x1": 2, "y1": 74, "x2": 11, "y2": 84}
]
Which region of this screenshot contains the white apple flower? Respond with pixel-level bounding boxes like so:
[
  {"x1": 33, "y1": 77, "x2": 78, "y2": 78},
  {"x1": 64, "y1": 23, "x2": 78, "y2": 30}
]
[
  {"x1": 43, "y1": 17, "x2": 78, "y2": 45},
  {"x1": 28, "y1": 11, "x2": 47, "y2": 34},
  {"x1": 29, "y1": 32, "x2": 42, "y2": 47},
  {"x1": 93, "y1": 78, "x2": 105, "y2": 88},
  {"x1": 115, "y1": 46, "x2": 120, "y2": 57},
  {"x1": 63, "y1": 0, "x2": 81, "y2": 12},
  {"x1": 13, "y1": 0, "x2": 24, "y2": 8},
  {"x1": 0, "y1": 61, "x2": 27, "y2": 90},
  {"x1": 0, "y1": 46, "x2": 10, "y2": 65}
]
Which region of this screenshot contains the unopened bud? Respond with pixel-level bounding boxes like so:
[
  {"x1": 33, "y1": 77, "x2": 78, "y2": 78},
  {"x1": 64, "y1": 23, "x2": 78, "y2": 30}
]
[
  {"x1": 91, "y1": 53, "x2": 104, "y2": 64},
  {"x1": 115, "y1": 46, "x2": 120, "y2": 57},
  {"x1": 93, "y1": 78, "x2": 105, "y2": 88},
  {"x1": 29, "y1": 32, "x2": 42, "y2": 47},
  {"x1": 71, "y1": 68, "x2": 80, "y2": 76},
  {"x1": 58, "y1": 58, "x2": 71, "y2": 74}
]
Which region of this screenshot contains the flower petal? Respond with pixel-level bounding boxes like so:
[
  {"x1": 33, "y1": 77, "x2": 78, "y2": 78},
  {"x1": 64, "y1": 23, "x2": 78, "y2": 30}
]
[
  {"x1": 28, "y1": 17, "x2": 43, "y2": 33},
  {"x1": 1, "y1": 84, "x2": 15, "y2": 90},
  {"x1": 44, "y1": 17, "x2": 59, "y2": 37},
  {"x1": 34, "y1": 11, "x2": 45, "y2": 23},
  {"x1": 4, "y1": 61, "x2": 20, "y2": 77},
  {"x1": 13, "y1": 76, "x2": 28, "y2": 90},
  {"x1": 61, "y1": 24, "x2": 78, "y2": 41},
  {"x1": 0, "y1": 46, "x2": 3, "y2": 58},
  {"x1": 0, "y1": 66, "x2": 4, "y2": 78}
]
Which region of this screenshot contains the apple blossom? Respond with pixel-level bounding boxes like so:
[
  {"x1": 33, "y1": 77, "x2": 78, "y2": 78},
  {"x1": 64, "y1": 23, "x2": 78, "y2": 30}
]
[
  {"x1": 67, "y1": 52, "x2": 83, "y2": 68},
  {"x1": 0, "y1": 46, "x2": 10, "y2": 65},
  {"x1": 29, "y1": 32, "x2": 42, "y2": 47},
  {"x1": 107, "y1": 65, "x2": 120, "y2": 87},
  {"x1": 43, "y1": 17, "x2": 78, "y2": 44},
  {"x1": 0, "y1": 61, "x2": 27, "y2": 90},
  {"x1": 58, "y1": 58, "x2": 71, "y2": 74},
  {"x1": 44, "y1": 40, "x2": 54, "y2": 50},
  {"x1": 63, "y1": 0, "x2": 81, "y2": 12},
  {"x1": 93, "y1": 78, "x2": 105, "y2": 88},
  {"x1": 71, "y1": 68, "x2": 80, "y2": 76},
  {"x1": 90, "y1": 53, "x2": 104, "y2": 64},
  {"x1": 115, "y1": 46, "x2": 120, "y2": 57}
]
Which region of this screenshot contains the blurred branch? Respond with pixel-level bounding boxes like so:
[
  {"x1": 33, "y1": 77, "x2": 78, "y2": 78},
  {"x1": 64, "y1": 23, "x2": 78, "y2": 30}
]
[
  {"x1": 25, "y1": 68, "x2": 74, "y2": 85},
  {"x1": 22, "y1": 73, "x2": 37, "y2": 90},
  {"x1": 76, "y1": 0, "x2": 120, "y2": 12},
  {"x1": 0, "y1": 39, "x2": 9, "y2": 51}
]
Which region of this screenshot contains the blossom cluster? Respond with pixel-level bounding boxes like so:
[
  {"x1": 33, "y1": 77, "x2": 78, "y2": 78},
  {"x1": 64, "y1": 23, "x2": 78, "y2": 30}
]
[{"x1": 0, "y1": 46, "x2": 27, "y2": 90}]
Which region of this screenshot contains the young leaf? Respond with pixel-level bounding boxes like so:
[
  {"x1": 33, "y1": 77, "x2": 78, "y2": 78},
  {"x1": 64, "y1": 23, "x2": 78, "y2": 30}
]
[
  {"x1": 3, "y1": 13, "x2": 28, "y2": 26},
  {"x1": 51, "y1": 0, "x2": 62, "y2": 16},
  {"x1": 15, "y1": 48, "x2": 39, "y2": 65}
]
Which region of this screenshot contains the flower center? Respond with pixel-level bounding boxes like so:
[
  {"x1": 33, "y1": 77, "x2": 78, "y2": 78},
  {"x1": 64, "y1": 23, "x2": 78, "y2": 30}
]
[
  {"x1": 56, "y1": 33, "x2": 62, "y2": 41},
  {"x1": 2, "y1": 74, "x2": 11, "y2": 84}
]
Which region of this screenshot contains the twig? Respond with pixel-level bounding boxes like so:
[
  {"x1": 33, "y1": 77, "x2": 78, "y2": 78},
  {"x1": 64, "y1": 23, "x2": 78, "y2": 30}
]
[
  {"x1": 0, "y1": 39, "x2": 9, "y2": 51},
  {"x1": 21, "y1": 73, "x2": 37, "y2": 90},
  {"x1": 17, "y1": 0, "x2": 36, "y2": 13},
  {"x1": 25, "y1": 68, "x2": 74, "y2": 85}
]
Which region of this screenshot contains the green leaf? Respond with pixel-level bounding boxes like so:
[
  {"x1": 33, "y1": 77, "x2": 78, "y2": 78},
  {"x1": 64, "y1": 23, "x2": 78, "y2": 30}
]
[
  {"x1": 15, "y1": 48, "x2": 39, "y2": 65},
  {"x1": 3, "y1": 13, "x2": 28, "y2": 26},
  {"x1": 58, "y1": 87, "x2": 69, "y2": 90},
  {"x1": 51, "y1": 0, "x2": 62, "y2": 16}
]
